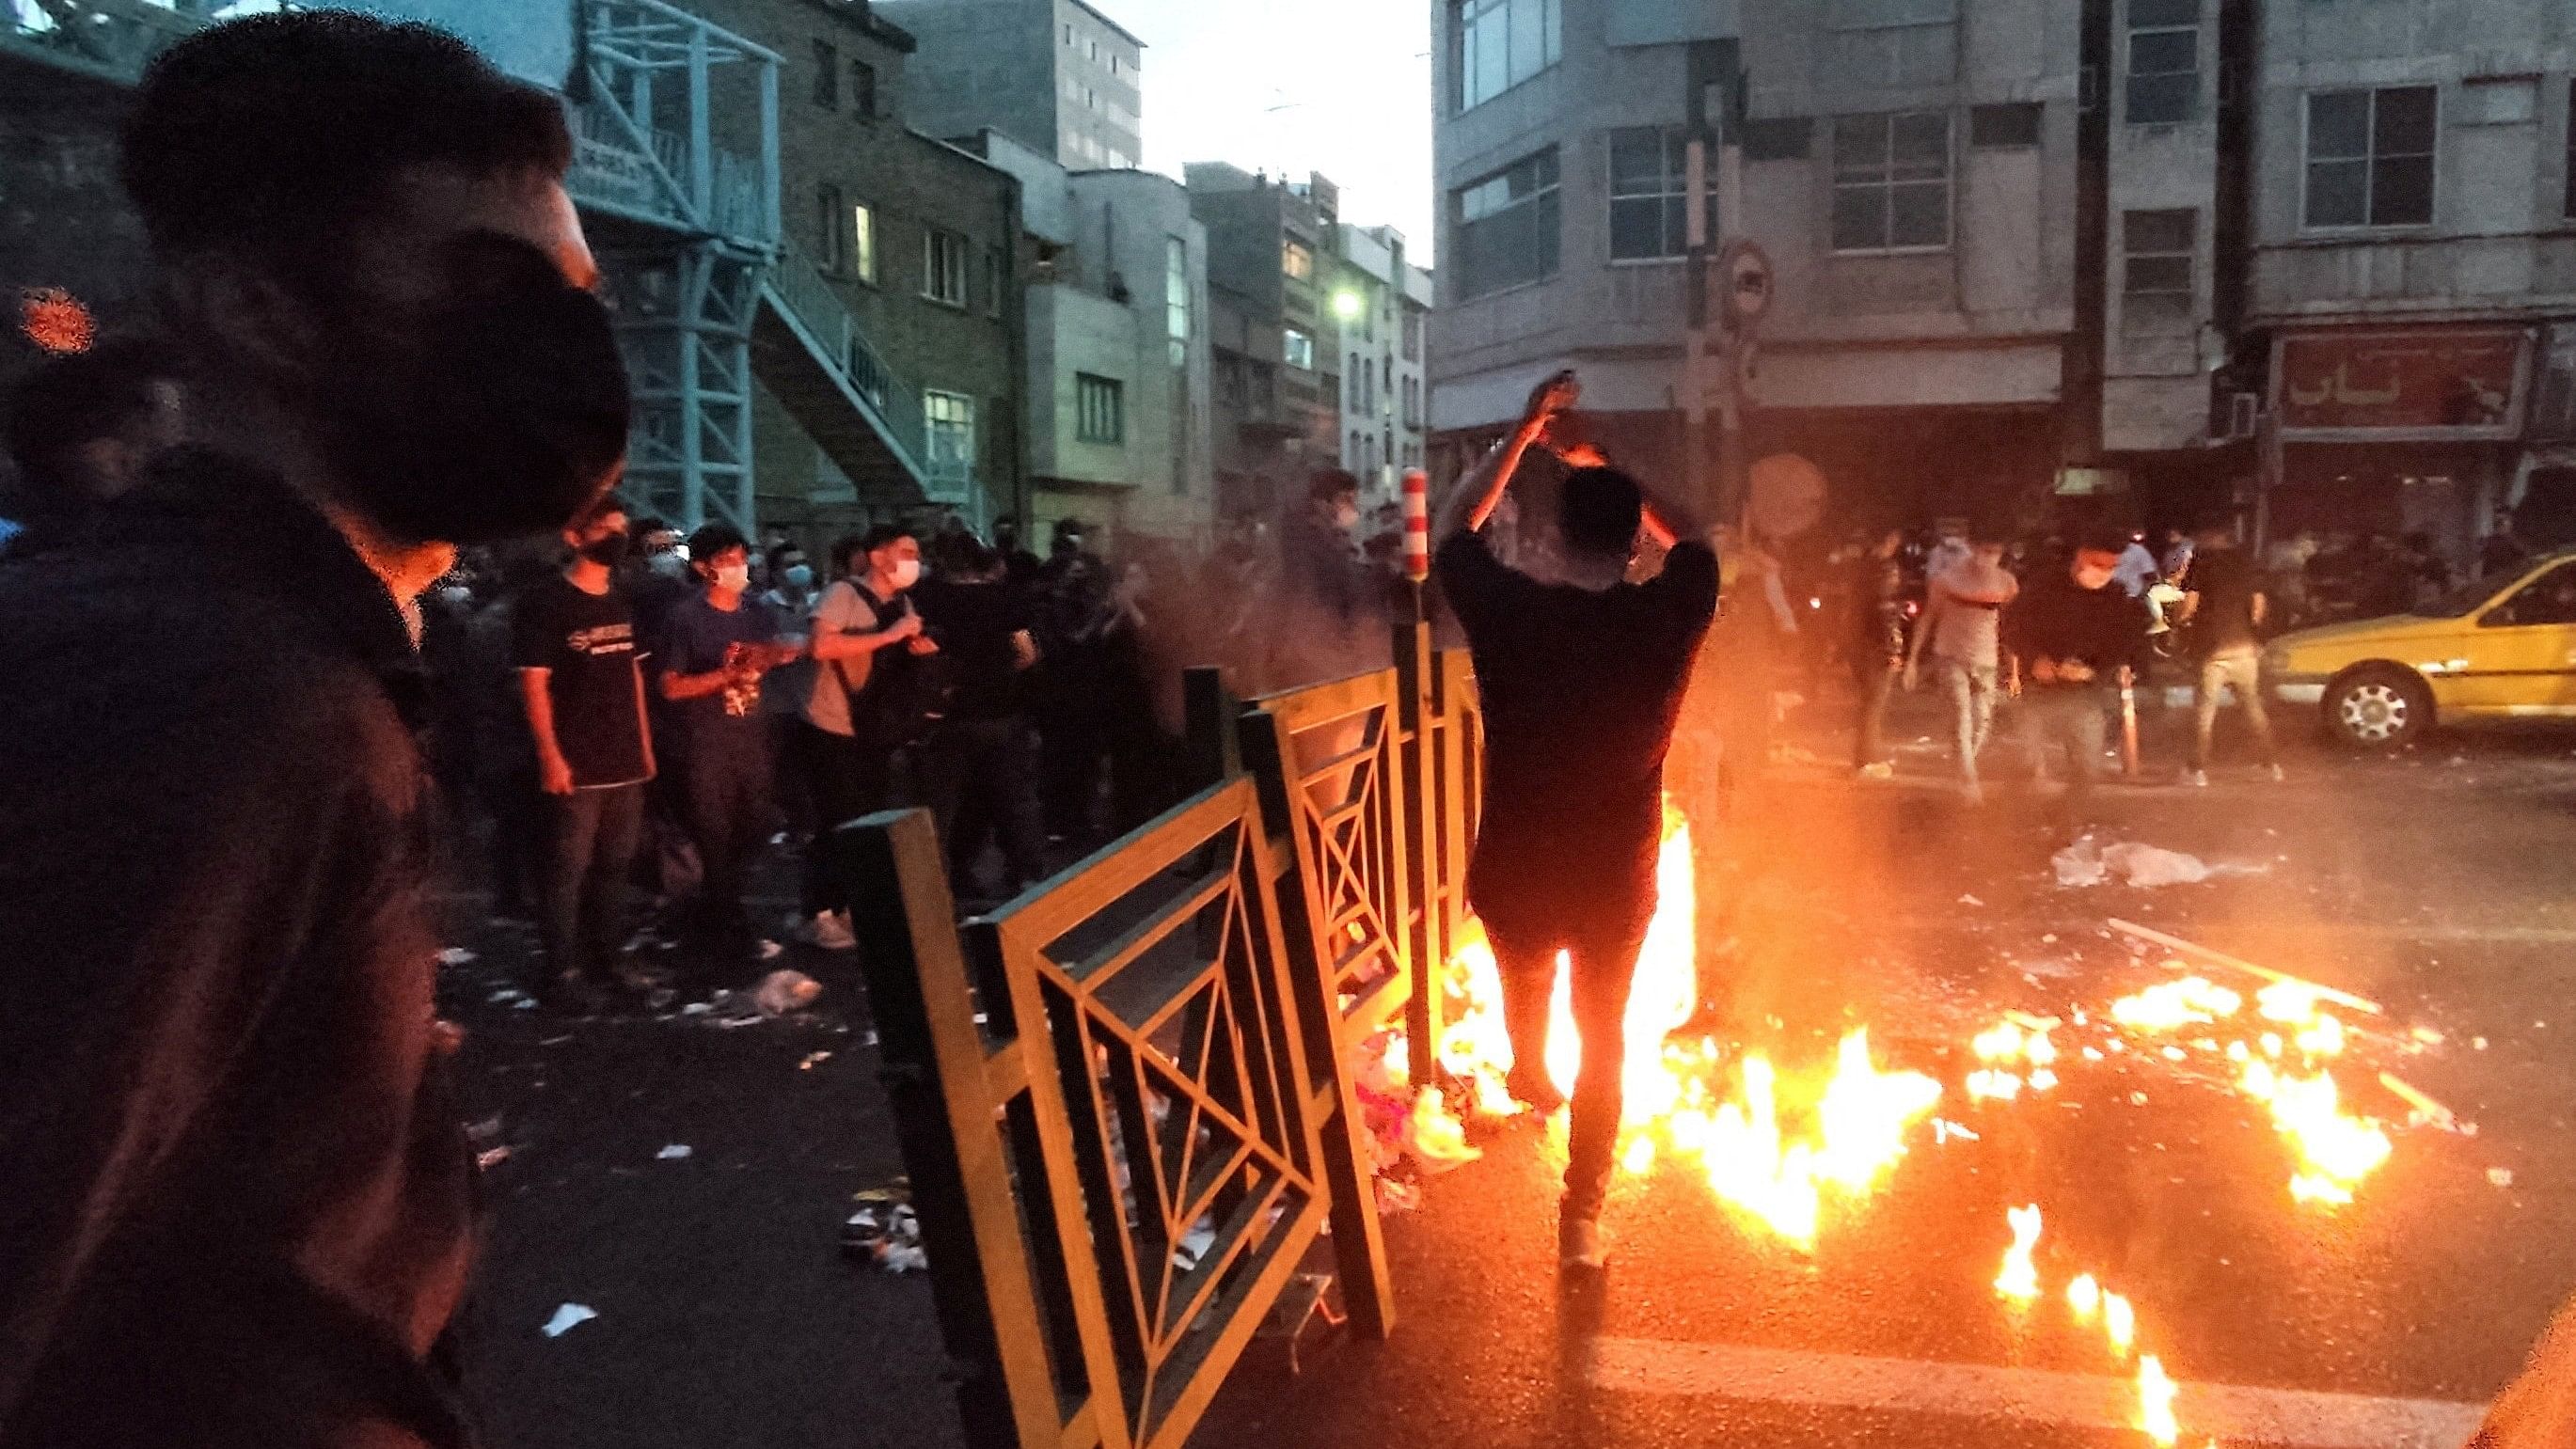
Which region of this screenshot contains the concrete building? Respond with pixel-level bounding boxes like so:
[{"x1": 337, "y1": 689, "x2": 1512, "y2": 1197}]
[
  {"x1": 969, "y1": 129, "x2": 1216, "y2": 545},
  {"x1": 878, "y1": 0, "x2": 1143, "y2": 170},
  {"x1": 2237, "y1": 1, "x2": 2576, "y2": 559},
  {"x1": 1430, "y1": 0, "x2": 2095, "y2": 529},
  {"x1": 1189, "y1": 163, "x2": 1346, "y2": 520},
  {"x1": 685, "y1": 0, "x2": 1026, "y2": 540},
  {"x1": 1333, "y1": 224, "x2": 1435, "y2": 499}
]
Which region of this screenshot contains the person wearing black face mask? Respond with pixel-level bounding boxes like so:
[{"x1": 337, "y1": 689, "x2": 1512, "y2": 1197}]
[
  {"x1": 517, "y1": 504, "x2": 656, "y2": 1008},
  {"x1": 0, "y1": 16, "x2": 626, "y2": 1446}
]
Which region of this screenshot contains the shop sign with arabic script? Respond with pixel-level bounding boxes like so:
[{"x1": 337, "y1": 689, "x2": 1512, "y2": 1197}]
[{"x1": 2272, "y1": 326, "x2": 2532, "y2": 440}]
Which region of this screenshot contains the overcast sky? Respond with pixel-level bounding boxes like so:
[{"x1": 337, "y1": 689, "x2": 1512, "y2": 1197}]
[{"x1": 1108, "y1": 0, "x2": 1437, "y2": 266}]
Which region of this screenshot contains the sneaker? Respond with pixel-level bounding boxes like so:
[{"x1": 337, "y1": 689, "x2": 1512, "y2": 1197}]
[
  {"x1": 2267, "y1": 764, "x2": 2287, "y2": 783},
  {"x1": 1857, "y1": 762, "x2": 1895, "y2": 781},
  {"x1": 1961, "y1": 780, "x2": 1985, "y2": 807},
  {"x1": 2182, "y1": 768, "x2": 2209, "y2": 788},
  {"x1": 1559, "y1": 1214, "x2": 1608, "y2": 1270},
  {"x1": 802, "y1": 909, "x2": 857, "y2": 952}
]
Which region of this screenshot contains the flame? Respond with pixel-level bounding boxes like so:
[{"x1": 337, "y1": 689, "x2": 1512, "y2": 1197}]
[
  {"x1": 2104, "y1": 1291, "x2": 2138, "y2": 1358},
  {"x1": 2137, "y1": 1355, "x2": 2181, "y2": 1446},
  {"x1": 1994, "y1": 1204, "x2": 2042, "y2": 1302},
  {"x1": 2236, "y1": 1061, "x2": 2392, "y2": 1205},
  {"x1": 2067, "y1": 1272, "x2": 2101, "y2": 1321},
  {"x1": 2109, "y1": 978, "x2": 2243, "y2": 1032}
]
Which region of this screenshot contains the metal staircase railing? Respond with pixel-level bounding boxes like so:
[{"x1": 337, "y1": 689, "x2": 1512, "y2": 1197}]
[
  {"x1": 2, "y1": 0, "x2": 215, "y2": 87},
  {"x1": 567, "y1": 0, "x2": 779, "y2": 254},
  {"x1": 761, "y1": 233, "x2": 936, "y2": 494}
]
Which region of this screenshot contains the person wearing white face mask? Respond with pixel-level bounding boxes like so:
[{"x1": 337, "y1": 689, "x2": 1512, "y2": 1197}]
[
  {"x1": 795, "y1": 524, "x2": 940, "y2": 948},
  {"x1": 656, "y1": 521, "x2": 798, "y2": 984}
]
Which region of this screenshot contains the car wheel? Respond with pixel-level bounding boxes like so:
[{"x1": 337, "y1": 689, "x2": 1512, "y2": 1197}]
[{"x1": 2326, "y1": 668, "x2": 2431, "y2": 750}]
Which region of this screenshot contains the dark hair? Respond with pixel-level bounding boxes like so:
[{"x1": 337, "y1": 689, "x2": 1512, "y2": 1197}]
[
  {"x1": 860, "y1": 523, "x2": 916, "y2": 557},
  {"x1": 1558, "y1": 466, "x2": 1644, "y2": 559},
  {"x1": 569, "y1": 497, "x2": 626, "y2": 532},
  {"x1": 120, "y1": 12, "x2": 571, "y2": 265},
  {"x1": 2, "y1": 338, "x2": 183, "y2": 512},
  {"x1": 828, "y1": 532, "x2": 867, "y2": 575},
  {"x1": 1051, "y1": 517, "x2": 1088, "y2": 544},
  {"x1": 1309, "y1": 469, "x2": 1359, "y2": 505},
  {"x1": 765, "y1": 540, "x2": 805, "y2": 573},
  {"x1": 627, "y1": 513, "x2": 671, "y2": 542},
  {"x1": 2074, "y1": 528, "x2": 2130, "y2": 558},
  {"x1": 688, "y1": 522, "x2": 749, "y2": 565}
]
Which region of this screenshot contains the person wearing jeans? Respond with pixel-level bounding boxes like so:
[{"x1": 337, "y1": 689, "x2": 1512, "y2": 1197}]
[
  {"x1": 1848, "y1": 529, "x2": 1907, "y2": 778},
  {"x1": 518, "y1": 503, "x2": 657, "y2": 1009},
  {"x1": 2179, "y1": 526, "x2": 2283, "y2": 785},
  {"x1": 1906, "y1": 534, "x2": 2018, "y2": 803}
]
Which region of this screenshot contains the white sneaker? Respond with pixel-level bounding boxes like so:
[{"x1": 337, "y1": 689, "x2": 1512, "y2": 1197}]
[
  {"x1": 1857, "y1": 762, "x2": 1895, "y2": 781},
  {"x1": 1559, "y1": 1215, "x2": 1608, "y2": 1270},
  {"x1": 802, "y1": 910, "x2": 857, "y2": 952},
  {"x1": 2267, "y1": 764, "x2": 2287, "y2": 783},
  {"x1": 2182, "y1": 769, "x2": 2208, "y2": 788}
]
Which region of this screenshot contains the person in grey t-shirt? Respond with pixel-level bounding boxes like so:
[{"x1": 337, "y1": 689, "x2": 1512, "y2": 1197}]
[{"x1": 1906, "y1": 533, "x2": 2018, "y2": 803}]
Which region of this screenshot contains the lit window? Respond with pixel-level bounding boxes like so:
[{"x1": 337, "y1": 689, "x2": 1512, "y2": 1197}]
[
  {"x1": 925, "y1": 390, "x2": 976, "y2": 482},
  {"x1": 851, "y1": 202, "x2": 876, "y2": 284},
  {"x1": 2303, "y1": 87, "x2": 2435, "y2": 228},
  {"x1": 1455, "y1": 0, "x2": 1561, "y2": 114},
  {"x1": 1831, "y1": 111, "x2": 1952, "y2": 251},
  {"x1": 1283, "y1": 239, "x2": 1315, "y2": 281},
  {"x1": 1076, "y1": 373, "x2": 1124, "y2": 444},
  {"x1": 1284, "y1": 328, "x2": 1315, "y2": 370},
  {"x1": 1165, "y1": 235, "x2": 1191, "y2": 368}
]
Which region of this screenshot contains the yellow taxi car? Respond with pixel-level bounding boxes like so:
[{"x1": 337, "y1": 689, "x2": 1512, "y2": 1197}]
[{"x1": 2267, "y1": 552, "x2": 2576, "y2": 748}]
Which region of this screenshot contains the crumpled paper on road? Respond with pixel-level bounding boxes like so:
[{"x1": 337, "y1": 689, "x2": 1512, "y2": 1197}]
[{"x1": 2053, "y1": 837, "x2": 2265, "y2": 889}]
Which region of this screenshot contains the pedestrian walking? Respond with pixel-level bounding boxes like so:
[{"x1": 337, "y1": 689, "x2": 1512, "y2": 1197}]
[
  {"x1": 2178, "y1": 525, "x2": 2284, "y2": 786},
  {"x1": 2004, "y1": 534, "x2": 2152, "y2": 809},
  {"x1": 1848, "y1": 528, "x2": 1907, "y2": 780},
  {"x1": 517, "y1": 503, "x2": 656, "y2": 1007},
  {"x1": 656, "y1": 523, "x2": 794, "y2": 977},
  {"x1": 1906, "y1": 531, "x2": 2019, "y2": 803},
  {"x1": 918, "y1": 541, "x2": 1047, "y2": 906},
  {"x1": 797, "y1": 525, "x2": 940, "y2": 947},
  {"x1": 0, "y1": 14, "x2": 629, "y2": 1443},
  {"x1": 2112, "y1": 531, "x2": 2163, "y2": 598},
  {"x1": 1433, "y1": 370, "x2": 1719, "y2": 1270}
]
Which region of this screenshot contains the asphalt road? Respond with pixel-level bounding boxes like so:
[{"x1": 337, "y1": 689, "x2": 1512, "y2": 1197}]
[{"x1": 438, "y1": 698, "x2": 2576, "y2": 1449}]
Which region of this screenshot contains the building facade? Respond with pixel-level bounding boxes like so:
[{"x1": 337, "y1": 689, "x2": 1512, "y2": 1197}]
[
  {"x1": 878, "y1": 0, "x2": 1142, "y2": 170},
  {"x1": 1335, "y1": 223, "x2": 1435, "y2": 499},
  {"x1": 1189, "y1": 164, "x2": 1347, "y2": 520},
  {"x1": 971, "y1": 129, "x2": 1216, "y2": 544}
]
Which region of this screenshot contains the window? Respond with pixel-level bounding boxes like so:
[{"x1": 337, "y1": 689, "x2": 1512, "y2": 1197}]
[
  {"x1": 925, "y1": 228, "x2": 970, "y2": 306},
  {"x1": 1826, "y1": 0, "x2": 1956, "y2": 89},
  {"x1": 2304, "y1": 87, "x2": 2435, "y2": 228},
  {"x1": 2121, "y1": 209, "x2": 2195, "y2": 333},
  {"x1": 2566, "y1": 80, "x2": 2575, "y2": 220},
  {"x1": 817, "y1": 184, "x2": 847, "y2": 273},
  {"x1": 851, "y1": 202, "x2": 877, "y2": 284},
  {"x1": 1348, "y1": 354, "x2": 1363, "y2": 409},
  {"x1": 925, "y1": 391, "x2": 976, "y2": 481},
  {"x1": 1969, "y1": 102, "x2": 2043, "y2": 148},
  {"x1": 812, "y1": 40, "x2": 838, "y2": 110},
  {"x1": 2126, "y1": 0, "x2": 2199, "y2": 125},
  {"x1": 1608, "y1": 126, "x2": 1719, "y2": 261},
  {"x1": 2489, "y1": 562, "x2": 2576, "y2": 628},
  {"x1": 1284, "y1": 328, "x2": 1315, "y2": 370},
  {"x1": 1076, "y1": 374, "x2": 1124, "y2": 444},
  {"x1": 1164, "y1": 236, "x2": 1191, "y2": 368},
  {"x1": 1402, "y1": 309, "x2": 1422, "y2": 362},
  {"x1": 1456, "y1": 0, "x2": 1561, "y2": 113},
  {"x1": 1283, "y1": 239, "x2": 1314, "y2": 281},
  {"x1": 850, "y1": 60, "x2": 877, "y2": 119},
  {"x1": 1452, "y1": 146, "x2": 1560, "y2": 299},
  {"x1": 983, "y1": 247, "x2": 1004, "y2": 317},
  {"x1": 1831, "y1": 111, "x2": 1952, "y2": 251}
]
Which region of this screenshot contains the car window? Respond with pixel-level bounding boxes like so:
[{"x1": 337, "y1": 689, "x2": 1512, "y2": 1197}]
[
  {"x1": 2416, "y1": 576, "x2": 2503, "y2": 618},
  {"x1": 2482, "y1": 560, "x2": 2576, "y2": 628}
]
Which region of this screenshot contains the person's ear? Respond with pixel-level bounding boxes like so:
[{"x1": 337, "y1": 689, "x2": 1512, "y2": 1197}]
[{"x1": 168, "y1": 260, "x2": 324, "y2": 389}]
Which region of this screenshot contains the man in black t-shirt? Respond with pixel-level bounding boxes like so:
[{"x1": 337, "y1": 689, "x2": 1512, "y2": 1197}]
[
  {"x1": 517, "y1": 503, "x2": 656, "y2": 1008},
  {"x1": 919, "y1": 541, "x2": 1046, "y2": 903},
  {"x1": 2002, "y1": 534, "x2": 2151, "y2": 807},
  {"x1": 1433, "y1": 371, "x2": 1719, "y2": 1270},
  {"x1": 2178, "y1": 526, "x2": 2281, "y2": 784}
]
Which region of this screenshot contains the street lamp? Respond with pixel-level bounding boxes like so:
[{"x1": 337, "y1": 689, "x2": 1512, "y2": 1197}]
[{"x1": 1332, "y1": 289, "x2": 1364, "y2": 322}]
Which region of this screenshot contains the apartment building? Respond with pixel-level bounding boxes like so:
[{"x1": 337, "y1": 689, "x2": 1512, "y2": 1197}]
[
  {"x1": 1189, "y1": 163, "x2": 1346, "y2": 520},
  {"x1": 1335, "y1": 223, "x2": 1436, "y2": 499},
  {"x1": 878, "y1": 0, "x2": 1144, "y2": 169}
]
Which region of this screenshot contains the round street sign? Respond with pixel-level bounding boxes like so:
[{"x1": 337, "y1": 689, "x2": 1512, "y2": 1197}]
[{"x1": 1719, "y1": 240, "x2": 1775, "y2": 326}]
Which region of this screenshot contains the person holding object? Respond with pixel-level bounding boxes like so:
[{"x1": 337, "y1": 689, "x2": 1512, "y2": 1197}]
[
  {"x1": 0, "y1": 13, "x2": 630, "y2": 1444},
  {"x1": 516, "y1": 501, "x2": 656, "y2": 1010},
  {"x1": 1432, "y1": 370, "x2": 1720, "y2": 1271}
]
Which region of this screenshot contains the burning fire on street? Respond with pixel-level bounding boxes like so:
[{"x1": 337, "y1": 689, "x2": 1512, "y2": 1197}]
[{"x1": 1377, "y1": 800, "x2": 2471, "y2": 1449}]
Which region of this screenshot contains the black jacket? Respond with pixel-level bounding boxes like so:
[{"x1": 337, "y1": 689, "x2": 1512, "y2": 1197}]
[{"x1": 0, "y1": 449, "x2": 473, "y2": 1448}]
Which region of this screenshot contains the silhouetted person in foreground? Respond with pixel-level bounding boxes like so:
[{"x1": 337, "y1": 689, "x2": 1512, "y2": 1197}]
[
  {"x1": 0, "y1": 14, "x2": 628, "y2": 1445},
  {"x1": 1432, "y1": 370, "x2": 1719, "y2": 1271}
]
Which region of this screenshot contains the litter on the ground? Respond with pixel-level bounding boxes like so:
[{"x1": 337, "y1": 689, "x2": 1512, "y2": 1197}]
[
  {"x1": 798, "y1": 1050, "x2": 832, "y2": 1070},
  {"x1": 656, "y1": 1143, "x2": 692, "y2": 1160},
  {"x1": 2489, "y1": 1167, "x2": 2516, "y2": 1188},
  {"x1": 476, "y1": 1145, "x2": 513, "y2": 1171},
  {"x1": 437, "y1": 947, "x2": 478, "y2": 967},
  {"x1": 486, "y1": 987, "x2": 529, "y2": 1005},
  {"x1": 2054, "y1": 838, "x2": 2245, "y2": 889},
  {"x1": 1959, "y1": 893, "x2": 1984, "y2": 907},
  {"x1": 843, "y1": 1186, "x2": 926, "y2": 1272},
  {"x1": 540, "y1": 1303, "x2": 597, "y2": 1338},
  {"x1": 1173, "y1": 1221, "x2": 1218, "y2": 1271},
  {"x1": 754, "y1": 969, "x2": 823, "y2": 1016}
]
